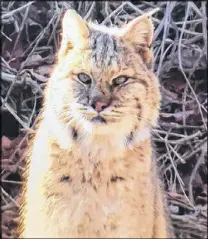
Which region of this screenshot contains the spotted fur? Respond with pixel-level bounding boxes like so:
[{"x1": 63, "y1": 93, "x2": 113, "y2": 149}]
[{"x1": 18, "y1": 9, "x2": 174, "y2": 238}]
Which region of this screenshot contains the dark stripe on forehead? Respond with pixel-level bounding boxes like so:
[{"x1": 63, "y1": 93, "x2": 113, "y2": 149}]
[{"x1": 90, "y1": 31, "x2": 118, "y2": 69}]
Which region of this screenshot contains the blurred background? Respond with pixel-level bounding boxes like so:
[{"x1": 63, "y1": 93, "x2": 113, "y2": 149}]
[{"x1": 1, "y1": 1, "x2": 207, "y2": 238}]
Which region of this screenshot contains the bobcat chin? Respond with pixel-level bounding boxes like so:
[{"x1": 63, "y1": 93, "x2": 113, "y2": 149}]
[{"x1": 18, "y1": 9, "x2": 175, "y2": 238}]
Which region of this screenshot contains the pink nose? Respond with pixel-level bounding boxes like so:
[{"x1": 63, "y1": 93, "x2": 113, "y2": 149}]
[{"x1": 91, "y1": 101, "x2": 108, "y2": 112}]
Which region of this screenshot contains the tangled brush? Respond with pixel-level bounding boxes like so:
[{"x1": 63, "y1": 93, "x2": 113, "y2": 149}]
[{"x1": 1, "y1": 1, "x2": 207, "y2": 238}]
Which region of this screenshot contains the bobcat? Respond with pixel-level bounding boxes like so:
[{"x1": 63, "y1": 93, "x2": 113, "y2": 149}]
[{"x1": 19, "y1": 9, "x2": 174, "y2": 238}]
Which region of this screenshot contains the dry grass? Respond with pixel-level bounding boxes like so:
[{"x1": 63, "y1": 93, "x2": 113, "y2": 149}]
[{"x1": 1, "y1": 1, "x2": 207, "y2": 238}]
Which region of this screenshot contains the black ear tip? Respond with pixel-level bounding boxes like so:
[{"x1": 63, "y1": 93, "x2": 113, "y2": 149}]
[{"x1": 62, "y1": 8, "x2": 68, "y2": 16}]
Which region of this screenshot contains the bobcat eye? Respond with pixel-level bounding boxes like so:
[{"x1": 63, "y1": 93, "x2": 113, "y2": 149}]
[
  {"x1": 112, "y1": 76, "x2": 128, "y2": 86},
  {"x1": 77, "y1": 73, "x2": 92, "y2": 85}
]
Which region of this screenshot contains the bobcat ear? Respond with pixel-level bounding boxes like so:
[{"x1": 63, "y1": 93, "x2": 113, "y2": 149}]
[
  {"x1": 58, "y1": 9, "x2": 89, "y2": 59},
  {"x1": 122, "y1": 14, "x2": 154, "y2": 48},
  {"x1": 119, "y1": 12, "x2": 157, "y2": 68}
]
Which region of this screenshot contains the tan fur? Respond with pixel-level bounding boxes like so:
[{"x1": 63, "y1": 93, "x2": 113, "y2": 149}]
[{"x1": 18, "y1": 9, "x2": 174, "y2": 238}]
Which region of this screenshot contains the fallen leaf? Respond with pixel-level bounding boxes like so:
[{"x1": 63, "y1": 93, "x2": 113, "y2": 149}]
[
  {"x1": 35, "y1": 64, "x2": 54, "y2": 76},
  {"x1": 2, "y1": 136, "x2": 12, "y2": 150},
  {"x1": 23, "y1": 54, "x2": 44, "y2": 67}
]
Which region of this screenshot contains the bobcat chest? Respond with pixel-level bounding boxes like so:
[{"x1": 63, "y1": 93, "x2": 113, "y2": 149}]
[{"x1": 43, "y1": 159, "x2": 154, "y2": 238}]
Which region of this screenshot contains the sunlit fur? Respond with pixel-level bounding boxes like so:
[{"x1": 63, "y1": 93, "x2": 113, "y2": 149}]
[
  {"x1": 43, "y1": 20, "x2": 161, "y2": 156},
  {"x1": 18, "y1": 10, "x2": 174, "y2": 238}
]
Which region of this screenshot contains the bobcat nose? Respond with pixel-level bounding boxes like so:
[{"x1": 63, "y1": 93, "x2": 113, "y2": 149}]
[{"x1": 91, "y1": 100, "x2": 108, "y2": 112}]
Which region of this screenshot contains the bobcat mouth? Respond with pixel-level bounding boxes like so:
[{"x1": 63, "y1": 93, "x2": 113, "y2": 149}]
[{"x1": 91, "y1": 116, "x2": 107, "y2": 124}]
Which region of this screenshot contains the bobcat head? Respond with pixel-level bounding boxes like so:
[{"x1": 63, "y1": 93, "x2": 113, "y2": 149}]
[{"x1": 44, "y1": 9, "x2": 161, "y2": 147}]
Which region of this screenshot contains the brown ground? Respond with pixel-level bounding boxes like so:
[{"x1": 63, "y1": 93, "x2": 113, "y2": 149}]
[{"x1": 1, "y1": 1, "x2": 207, "y2": 238}]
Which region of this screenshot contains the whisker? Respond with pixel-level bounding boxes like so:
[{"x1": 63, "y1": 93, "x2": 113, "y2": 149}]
[
  {"x1": 57, "y1": 111, "x2": 71, "y2": 118},
  {"x1": 59, "y1": 114, "x2": 74, "y2": 123},
  {"x1": 80, "y1": 112, "x2": 96, "y2": 117},
  {"x1": 137, "y1": 116, "x2": 152, "y2": 125},
  {"x1": 102, "y1": 114, "x2": 121, "y2": 118},
  {"x1": 77, "y1": 107, "x2": 89, "y2": 111},
  {"x1": 64, "y1": 117, "x2": 75, "y2": 130}
]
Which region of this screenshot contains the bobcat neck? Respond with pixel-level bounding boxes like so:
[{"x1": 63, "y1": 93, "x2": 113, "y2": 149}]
[
  {"x1": 43, "y1": 107, "x2": 151, "y2": 163},
  {"x1": 19, "y1": 118, "x2": 174, "y2": 238}
]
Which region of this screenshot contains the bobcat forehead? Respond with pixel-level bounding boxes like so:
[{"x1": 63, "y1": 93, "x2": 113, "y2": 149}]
[{"x1": 90, "y1": 31, "x2": 119, "y2": 69}]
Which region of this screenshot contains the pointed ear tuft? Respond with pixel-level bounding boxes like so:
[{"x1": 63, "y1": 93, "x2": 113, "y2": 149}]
[
  {"x1": 62, "y1": 9, "x2": 89, "y2": 44},
  {"x1": 120, "y1": 14, "x2": 155, "y2": 68},
  {"x1": 122, "y1": 15, "x2": 154, "y2": 48},
  {"x1": 58, "y1": 9, "x2": 89, "y2": 60}
]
